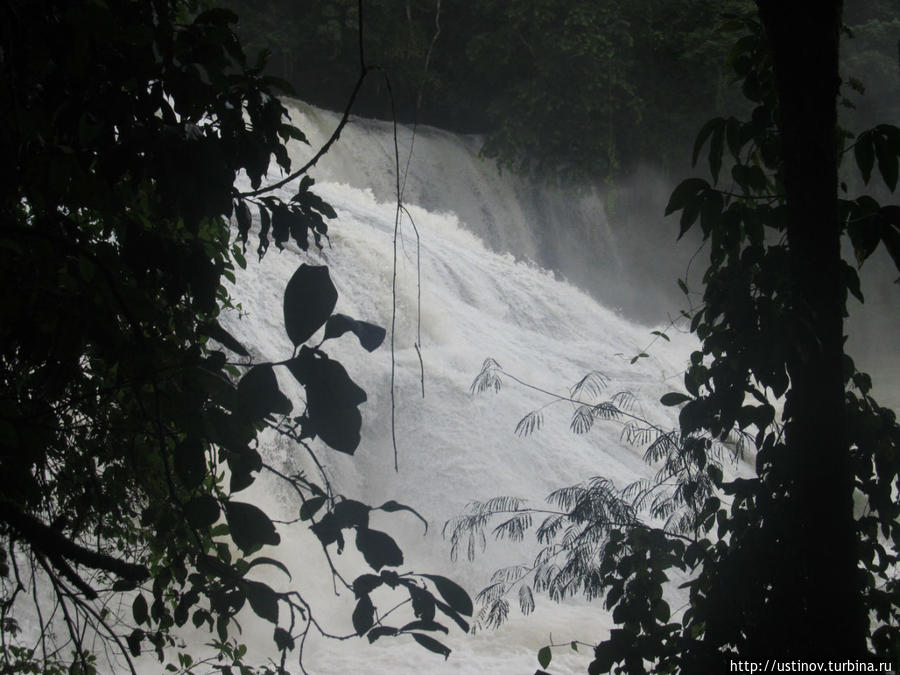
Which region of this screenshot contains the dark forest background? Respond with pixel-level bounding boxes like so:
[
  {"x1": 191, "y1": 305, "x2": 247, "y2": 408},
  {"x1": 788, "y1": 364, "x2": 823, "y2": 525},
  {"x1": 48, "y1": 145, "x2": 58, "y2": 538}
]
[{"x1": 222, "y1": 0, "x2": 900, "y2": 182}]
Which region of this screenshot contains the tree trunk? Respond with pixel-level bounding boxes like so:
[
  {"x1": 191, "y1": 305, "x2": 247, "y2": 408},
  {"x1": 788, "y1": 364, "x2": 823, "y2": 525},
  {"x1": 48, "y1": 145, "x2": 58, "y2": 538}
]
[{"x1": 755, "y1": 0, "x2": 867, "y2": 658}]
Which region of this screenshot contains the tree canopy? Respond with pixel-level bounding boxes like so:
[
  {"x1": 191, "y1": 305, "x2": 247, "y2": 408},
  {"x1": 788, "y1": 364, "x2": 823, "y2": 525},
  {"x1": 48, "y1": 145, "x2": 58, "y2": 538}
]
[
  {"x1": 223, "y1": 0, "x2": 900, "y2": 182},
  {"x1": 0, "y1": 1, "x2": 470, "y2": 672}
]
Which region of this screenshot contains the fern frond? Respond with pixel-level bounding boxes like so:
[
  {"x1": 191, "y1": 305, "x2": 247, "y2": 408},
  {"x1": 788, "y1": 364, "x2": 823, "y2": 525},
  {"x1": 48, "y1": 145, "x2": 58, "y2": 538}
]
[
  {"x1": 570, "y1": 370, "x2": 611, "y2": 400},
  {"x1": 592, "y1": 401, "x2": 622, "y2": 421},
  {"x1": 491, "y1": 564, "x2": 531, "y2": 584},
  {"x1": 610, "y1": 390, "x2": 638, "y2": 412},
  {"x1": 483, "y1": 598, "x2": 509, "y2": 629},
  {"x1": 571, "y1": 405, "x2": 595, "y2": 434},
  {"x1": 536, "y1": 514, "x2": 566, "y2": 543},
  {"x1": 622, "y1": 422, "x2": 662, "y2": 447},
  {"x1": 518, "y1": 585, "x2": 535, "y2": 615},
  {"x1": 515, "y1": 410, "x2": 543, "y2": 436},
  {"x1": 547, "y1": 484, "x2": 586, "y2": 510},
  {"x1": 644, "y1": 431, "x2": 680, "y2": 463},
  {"x1": 492, "y1": 512, "x2": 533, "y2": 541},
  {"x1": 470, "y1": 357, "x2": 503, "y2": 394}
]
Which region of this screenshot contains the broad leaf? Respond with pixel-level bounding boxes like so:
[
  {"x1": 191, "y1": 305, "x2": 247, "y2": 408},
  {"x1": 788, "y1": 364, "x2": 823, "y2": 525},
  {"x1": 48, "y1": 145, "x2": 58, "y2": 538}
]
[
  {"x1": 245, "y1": 580, "x2": 279, "y2": 624},
  {"x1": 225, "y1": 500, "x2": 280, "y2": 553},
  {"x1": 323, "y1": 314, "x2": 386, "y2": 352},
  {"x1": 245, "y1": 556, "x2": 292, "y2": 580},
  {"x1": 660, "y1": 392, "x2": 691, "y2": 407},
  {"x1": 421, "y1": 574, "x2": 473, "y2": 616},
  {"x1": 283, "y1": 265, "x2": 338, "y2": 347},
  {"x1": 286, "y1": 348, "x2": 367, "y2": 454},
  {"x1": 367, "y1": 625, "x2": 398, "y2": 643},
  {"x1": 411, "y1": 633, "x2": 451, "y2": 660},
  {"x1": 538, "y1": 645, "x2": 552, "y2": 669},
  {"x1": 235, "y1": 199, "x2": 252, "y2": 243},
  {"x1": 274, "y1": 627, "x2": 295, "y2": 651},
  {"x1": 400, "y1": 619, "x2": 448, "y2": 634},
  {"x1": 665, "y1": 178, "x2": 709, "y2": 216},
  {"x1": 299, "y1": 496, "x2": 326, "y2": 521},
  {"x1": 352, "y1": 595, "x2": 375, "y2": 635},
  {"x1": 376, "y1": 500, "x2": 428, "y2": 533},
  {"x1": 237, "y1": 364, "x2": 292, "y2": 421},
  {"x1": 132, "y1": 594, "x2": 148, "y2": 626},
  {"x1": 356, "y1": 528, "x2": 404, "y2": 571},
  {"x1": 353, "y1": 574, "x2": 383, "y2": 597},
  {"x1": 855, "y1": 132, "x2": 875, "y2": 184}
]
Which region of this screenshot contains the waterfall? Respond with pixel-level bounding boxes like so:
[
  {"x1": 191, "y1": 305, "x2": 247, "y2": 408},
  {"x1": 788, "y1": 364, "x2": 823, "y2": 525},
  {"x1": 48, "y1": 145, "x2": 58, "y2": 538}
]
[
  {"x1": 214, "y1": 99, "x2": 896, "y2": 673},
  {"x1": 212, "y1": 101, "x2": 703, "y2": 674}
]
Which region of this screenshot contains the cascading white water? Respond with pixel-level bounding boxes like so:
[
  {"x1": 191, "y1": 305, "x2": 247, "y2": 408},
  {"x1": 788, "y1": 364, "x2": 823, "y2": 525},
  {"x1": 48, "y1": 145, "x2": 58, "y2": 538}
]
[
  {"x1": 214, "y1": 99, "x2": 898, "y2": 674},
  {"x1": 214, "y1": 101, "x2": 709, "y2": 674}
]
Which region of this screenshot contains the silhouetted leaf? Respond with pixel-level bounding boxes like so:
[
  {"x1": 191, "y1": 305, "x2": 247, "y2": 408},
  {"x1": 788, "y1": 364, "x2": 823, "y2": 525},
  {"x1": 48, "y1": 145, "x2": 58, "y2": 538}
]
[
  {"x1": 274, "y1": 627, "x2": 294, "y2": 651},
  {"x1": 421, "y1": 574, "x2": 473, "y2": 616},
  {"x1": 133, "y1": 594, "x2": 148, "y2": 626},
  {"x1": 848, "y1": 213, "x2": 882, "y2": 267},
  {"x1": 409, "y1": 585, "x2": 436, "y2": 621},
  {"x1": 333, "y1": 499, "x2": 371, "y2": 529},
  {"x1": 299, "y1": 496, "x2": 326, "y2": 521},
  {"x1": 411, "y1": 633, "x2": 451, "y2": 659},
  {"x1": 184, "y1": 495, "x2": 220, "y2": 529},
  {"x1": 225, "y1": 501, "x2": 280, "y2": 553},
  {"x1": 401, "y1": 619, "x2": 448, "y2": 634},
  {"x1": 198, "y1": 320, "x2": 249, "y2": 357},
  {"x1": 245, "y1": 580, "x2": 279, "y2": 624},
  {"x1": 272, "y1": 204, "x2": 291, "y2": 249},
  {"x1": 352, "y1": 595, "x2": 375, "y2": 635},
  {"x1": 237, "y1": 364, "x2": 291, "y2": 421},
  {"x1": 356, "y1": 528, "x2": 403, "y2": 571},
  {"x1": 377, "y1": 500, "x2": 428, "y2": 533},
  {"x1": 126, "y1": 629, "x2": 143, "y2": 657},
  {"x1": 224, "y1": 444, "x2": 262, "y2": 493},
  {"x1": 880, "y1": 222, "x2": 900, "y2": 275},
  {"x1": 665, "y1": 178, "x2": 709, "y2": 216},
  {"x1": 245, "y1": 556, "x2": 291, "y2": 580},
  {"x1": 235, "y1": 199, "x2": 251, "y2": 243},
  {"x1": 661, "y1": 392, "x2": 691, "y2": 406},
  {"x1": 875, "y1": 135, "x2": 899, "y2": 192},
  {"x1": 286, "y1": 348, "x2": 367, "y2": 454},
  {"x1": 323, "y1": 314, "x2": 386, "y2": 352},
  {"x1": 258, "y1": 205, "x2": 271, "y2": 260},
  {"x1": 692, "y1": 118, "x2": 722, "y2": 168},
  {"x1": 283, "y1": 265, "x2": 337, "y2": 347},
  {"x1": 367, "y1": 625, "x2": 398, "y2": 643},
  {"x1": 434, "y1": 599, "x2": 470, "y2": 633},
  {"x1": 353, "y1": 574, "x2": 383, "y2": 597}
]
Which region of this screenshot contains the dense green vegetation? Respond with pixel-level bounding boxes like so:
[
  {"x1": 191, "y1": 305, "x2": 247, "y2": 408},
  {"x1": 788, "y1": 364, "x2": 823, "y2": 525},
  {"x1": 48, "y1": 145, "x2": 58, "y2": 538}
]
[{"x1": 0, "y1": 1, "x2": 470, "y2": 672}]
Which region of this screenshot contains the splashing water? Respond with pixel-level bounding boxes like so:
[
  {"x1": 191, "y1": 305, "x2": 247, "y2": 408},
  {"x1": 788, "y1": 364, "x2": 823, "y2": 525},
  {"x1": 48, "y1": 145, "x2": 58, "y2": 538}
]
[{"x1": 211, "y1": 101, "x2": 711, "y2": 674}]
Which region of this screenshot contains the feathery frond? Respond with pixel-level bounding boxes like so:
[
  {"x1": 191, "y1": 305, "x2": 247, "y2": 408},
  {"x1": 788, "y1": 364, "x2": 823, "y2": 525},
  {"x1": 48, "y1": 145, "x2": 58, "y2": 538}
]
[
  {"x1": 592, "y1": 401, "x2": 623, "y2": 421},
  {"x1": 518, "y1": 585, "x2": 535, "y2": 615},
  {"x1": 492, "y1": 512, "x2": 533, "y2": 540},
  {"x1": 470, "y1": 357, "x2": 503, "y2": 394},
  {"x1": 571, "y1": 405, "x2": 595, "y2": 434},
  {"x1": 570, "y1": 370, "x2": 611, "y2": 400},
  {"x1": 515, "y1": 410, "x2": 544, "y2": 436}
]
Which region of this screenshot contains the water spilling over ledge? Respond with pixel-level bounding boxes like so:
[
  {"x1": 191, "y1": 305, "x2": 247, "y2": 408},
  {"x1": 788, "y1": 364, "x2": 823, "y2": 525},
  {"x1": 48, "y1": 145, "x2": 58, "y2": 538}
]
[{"x1": 216, "y1": 101, "x2": 704, "y2": 673}]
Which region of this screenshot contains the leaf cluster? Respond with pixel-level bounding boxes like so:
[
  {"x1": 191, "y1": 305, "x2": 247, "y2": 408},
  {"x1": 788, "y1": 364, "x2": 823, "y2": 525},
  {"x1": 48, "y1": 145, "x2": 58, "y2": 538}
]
[{"x1": 0, "y1": 1, "x2": 470, "y2": 671}]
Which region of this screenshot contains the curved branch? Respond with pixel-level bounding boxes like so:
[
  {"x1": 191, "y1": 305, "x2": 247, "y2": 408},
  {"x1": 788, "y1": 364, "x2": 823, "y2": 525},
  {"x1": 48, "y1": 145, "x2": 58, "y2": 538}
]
[{"x1": 0, "y1": 502, "x2": 149, "y2": 582}]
